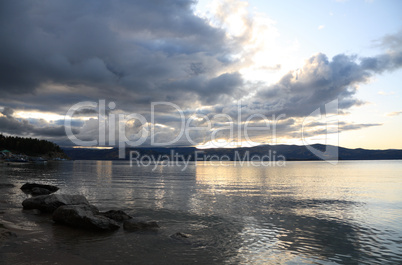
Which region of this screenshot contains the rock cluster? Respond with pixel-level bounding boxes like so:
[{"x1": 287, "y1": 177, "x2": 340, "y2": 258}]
[{"x1": 20, "y1": 183, "x2": 159, "y2": 232}]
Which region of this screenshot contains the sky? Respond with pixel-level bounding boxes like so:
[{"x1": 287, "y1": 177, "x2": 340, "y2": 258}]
[{"x1": 0, "y1": 0, "x2": 401, "y2": 150}]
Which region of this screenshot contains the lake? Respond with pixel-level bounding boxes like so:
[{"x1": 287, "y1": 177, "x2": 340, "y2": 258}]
[{"x1": 1, "y1": 160, "x2": 402, "y2": 264}]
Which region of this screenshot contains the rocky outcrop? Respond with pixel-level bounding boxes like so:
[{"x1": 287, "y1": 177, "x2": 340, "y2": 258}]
[
  {"x1": 53, "y1": 205, "x2": 120, "y2": 231},
  {"x1": 18, "y1": 189, "x2": 156, "y2": 234},
  {"x1": 22, "y1": 194, "x2": 89, "y2": 213},
  {"x1": 20, "y1": 183, "x2": 59, "y2": 195},
  {"x1": 123, "y1": 219, "x2": 159, "y2": 231},
  {"x1": 99, "y1": 210, "x2": 132, "y2": 222}
]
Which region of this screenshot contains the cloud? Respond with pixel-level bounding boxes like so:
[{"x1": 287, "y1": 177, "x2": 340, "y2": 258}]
[
  {"x1": 73, "y1": 108, "x2": 99, "y2": 116},
  {"x1": 318, "y1": 25, "x2": 325, "y2": 30},
  {"x1": 253, "y1": 31, "x2": 402, "y2": 118},
  {"x1": 339, "y1": 123, "x2": 382, "y2": 131},
  {"x1": 0, "y1": 0, "x2": 239, "y2": 111},
  {"x1": 0, "y1": 107, "x2": 78, "y2": 138},
  {"x1": 386, "y1": 111, "x2": 402, "y2": 117},
  {"x1": 1, "y1": 107, "x2": 14, "y2": 118},
  {"x1": 0, "y1": 1, "x2": 401, "y2": 147},
  {"x1": 254, "y1": 53, "x2": 370, "y2": 117}
]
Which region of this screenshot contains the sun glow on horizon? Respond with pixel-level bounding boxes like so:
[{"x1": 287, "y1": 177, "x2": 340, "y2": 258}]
[
  {"x1": 15, "y1": 110, "x2": 92, "y2": 122},
  {"x1": 196, "y1": 139, "x2": 261, "y2": 149},
  {"x1": 14, "y1": 111, "x2": 66, "y2": 122}
]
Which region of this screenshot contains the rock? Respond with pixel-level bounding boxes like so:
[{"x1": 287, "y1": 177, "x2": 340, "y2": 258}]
[
  {"x1": 21, "y1": 183, "x2": 59, "y2": 194},
  {"x1": 53, "y1": 205, "x2": 119, "y2": 231},
  {"x1": 99, "y1": 210, "x2": 132, "y2": 222},
  {"x1": 22, "y1": 194, "x2": 90, "y2": 213},
  {"x1": 123, "y1": 219, "x2": 159, "y2": 231},
  {"x1": 170, "y1": 232, "x2": 190, "y2": 239},
  {"x1": 31, "y1": 187, "x2": 52, "y2": 196}
]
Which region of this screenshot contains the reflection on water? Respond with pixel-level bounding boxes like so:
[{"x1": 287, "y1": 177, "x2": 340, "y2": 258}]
[{"x1": 0, "y1": 160, "x2": 402, "y2": 264}]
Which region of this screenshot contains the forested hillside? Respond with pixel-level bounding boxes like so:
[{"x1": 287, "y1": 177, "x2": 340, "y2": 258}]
[{"x1": 0, "y1": 134, "x2": 66, "y2": 157}]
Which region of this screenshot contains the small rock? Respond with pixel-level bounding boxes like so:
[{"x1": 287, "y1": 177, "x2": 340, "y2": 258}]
[
  {"x1": 170, "y1": 232, "x2": 190, "y2": 239},
  {"x1": 53, "y1": 205, "x2": 119, "y2": 231},
  {"x1": 123, "y1": 219, "x2": 159, "y2": 231},
  {"x1": 22, "y1": 194, "x2": 90, "y2": 213},
  {"x1": 100, "y1": 210, "x2": 132, "y2": 222}
]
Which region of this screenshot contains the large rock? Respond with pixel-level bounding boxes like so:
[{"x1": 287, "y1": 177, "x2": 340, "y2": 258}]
[
  {"x1": 99, "y1": 210, "x2": 132, "y2": 222},
  {"x1": 22, "y1": 194, "x2": 89, "y2": 213},
  {"x1": 123, "y1": 219, "x2": 159, "y2": 231},
  {"x1": 21, "y1": 183, "x2": 59, "y2": 193},
  {"x1": 53, "y1": 205, "x2": 120, "y2": 231}
]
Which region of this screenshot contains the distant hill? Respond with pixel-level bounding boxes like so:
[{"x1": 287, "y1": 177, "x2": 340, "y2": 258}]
[
  {"x1": 62, "y1": 144, "x2": 402, "y2": 161},
  {"x1": 0, "y1": 134, "x2": 68, "y2": 159}
]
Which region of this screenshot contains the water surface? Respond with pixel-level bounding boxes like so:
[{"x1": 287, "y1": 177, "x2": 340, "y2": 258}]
[{"x1": 1, "y1": 160, "x2": 401, "y2": 264}]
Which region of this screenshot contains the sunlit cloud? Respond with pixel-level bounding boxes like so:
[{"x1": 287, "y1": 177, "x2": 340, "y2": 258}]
[
  {"x1": 14, "y1": 111, "x2": 66, "y2": 122},
  {"x1": 197, "y1": 0, "x2": 301, "y2": 83},
  {"x1": 385, "y1": 111, "x2": 402, "y2": 117}
]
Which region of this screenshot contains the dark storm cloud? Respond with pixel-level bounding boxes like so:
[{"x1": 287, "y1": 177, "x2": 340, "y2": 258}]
[
  {"x1": 33, "y1": 125, "x2": 79, "y2": 137},
  {"x1": 0, "y1": 114, "x2": 33, "y2": 135},
  {"x1": 161, "y1": 72, "x2": 244, "y2": 104},
  {"x1": 0, "y1": 107, "x2": 78, "y2": 137},
  {"x1": 1, "y1": 107, "x2": 14, "y2": 118},
  {"x1": 0, "y1": 0, "x2": 236, "y2": 111},
  {"x1": 73, "y1": 108, "x2": 99, "y2": 116}
]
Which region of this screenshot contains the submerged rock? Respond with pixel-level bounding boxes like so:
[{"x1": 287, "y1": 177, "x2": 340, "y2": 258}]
[
  {"x1": 123, "y1": 219, "x2": 159, "y2": 231},
  {"x1": 22, "y1": 194, "x2": 89, "y2": 213},
  {"x1": 53, "y1": 205, "x2": 119, "y2": 231},
  {"x1": 100, "y1": 210, "x2": 132, "y2": 222},
  {"x1": 170, "y1": 232, "x2": 191, "y2": 240}
]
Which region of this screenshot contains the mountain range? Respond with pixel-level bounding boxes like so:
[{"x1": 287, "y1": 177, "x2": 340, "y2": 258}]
[{"x1": 62, "y1": 144, "x2": 402, "y2": 161}]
